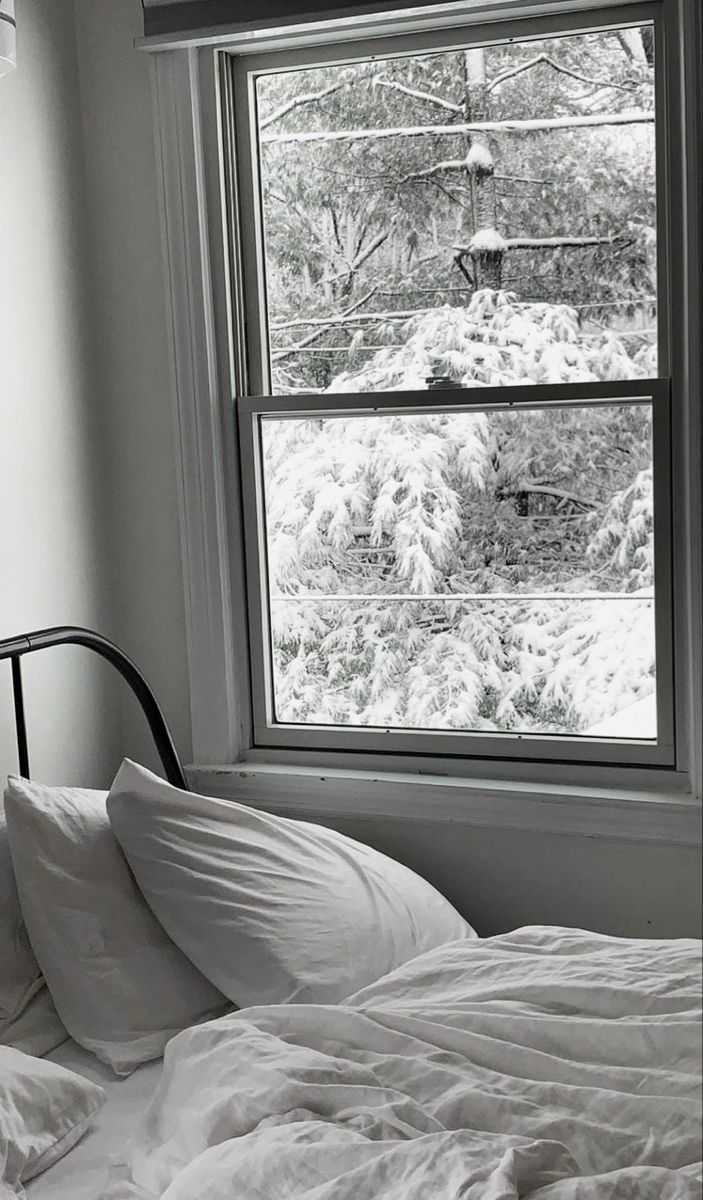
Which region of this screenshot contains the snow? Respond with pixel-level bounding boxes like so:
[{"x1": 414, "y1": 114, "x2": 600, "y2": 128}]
[
  {"x1": 583, "y1": 693, "x2": 656, "y2": 739},
  {"x1": 466, "y1": 142, "x2": 494, "y2": 172},
  {"x1": 469, "y1": 228, "x2": 508, "y2": 254}
]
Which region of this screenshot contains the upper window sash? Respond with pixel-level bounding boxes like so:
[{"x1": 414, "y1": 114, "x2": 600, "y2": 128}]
[{"x1": 226, "y1": 1, "x2": 668, "y2": 399}]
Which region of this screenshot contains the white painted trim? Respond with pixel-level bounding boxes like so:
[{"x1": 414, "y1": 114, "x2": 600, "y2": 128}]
[
  {"x1": 137, "y1": 0, "x2": 651, "y2": 53},
  {"x1": 151, "y1": 50, "x2": 242, "y2": 762},
  {"x1": 188, "y1": 763, "x2": 702, "y2": 846}
]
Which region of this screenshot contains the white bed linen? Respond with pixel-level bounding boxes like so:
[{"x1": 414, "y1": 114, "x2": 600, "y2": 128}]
[
  {"x1": 25, "y1": 1041, "x2": 161, "y2": 1200},
  {"x1": 110, "y1": 926, "x2": 702, "y2": 1199}
]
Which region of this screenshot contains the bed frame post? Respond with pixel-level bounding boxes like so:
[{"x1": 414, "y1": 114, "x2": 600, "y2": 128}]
[
  {"x1": 0, "y1": 627, "x2": 188, "y2": 790},
  {"x1": 10, "y1": 655, "x2": 30, "y2": 780}
]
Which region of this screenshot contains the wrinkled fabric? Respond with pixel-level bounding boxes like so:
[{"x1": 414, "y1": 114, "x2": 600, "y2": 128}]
[
  {"x1": 0, "y1": 1046, "x2": 105, "y2": 1194},
  {"x1": 4, "y1": 778, "x2": 226, "y2": 1075},
  {"x1": 107, "y1": 759, "x2": 474, "y2": 1008},
  {"x1": 110, "y1": 926, "x2": 702, "y2": 1198}
]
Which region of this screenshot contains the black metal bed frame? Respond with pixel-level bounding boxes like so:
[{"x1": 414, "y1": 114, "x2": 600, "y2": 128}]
[{"x1": 0, "y1": 626, "x2": 187, "y2": 789}]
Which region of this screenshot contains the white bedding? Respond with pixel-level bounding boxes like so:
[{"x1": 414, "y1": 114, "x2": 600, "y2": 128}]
[
  {"x1": 110, "y1": 926, "x2": 703, "y2": 1199},
  {"x1": 25, "y1": 1041, "x2": 161, "y2": 1200}
]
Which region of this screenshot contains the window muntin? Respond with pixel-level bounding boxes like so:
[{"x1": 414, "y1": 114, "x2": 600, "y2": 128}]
[
  {"x1": 229, "y1": 7, "x2": 675, "y2": 767},
  {"x1": 253, "y1": 24, "x2": 657, "y2": 396}
]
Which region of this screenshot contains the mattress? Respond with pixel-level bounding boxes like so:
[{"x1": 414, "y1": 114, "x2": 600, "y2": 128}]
[{"x1": 25, "y1": 1039, "x2": 162, "y2": 1200}]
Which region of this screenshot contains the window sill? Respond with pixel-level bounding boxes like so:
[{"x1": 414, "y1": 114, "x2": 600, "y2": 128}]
[{"x1": 187, "y1": 762, "x2": 702, "y2": 847}]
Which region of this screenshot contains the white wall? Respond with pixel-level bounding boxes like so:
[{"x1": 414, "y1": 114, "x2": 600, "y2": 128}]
[
  {"x1": 0, "y1": 0, "x2": 120, "y2": 788},
  {"x1": 69, "y1": 0, "x2": 700, "y2": 937},
  {"x1": 73, "y1": 0, "x2": 193, "y2": 768}
]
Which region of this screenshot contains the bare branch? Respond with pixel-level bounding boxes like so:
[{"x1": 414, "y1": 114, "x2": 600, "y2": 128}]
[
  {"x1": 373, "y1": 76, "x2": 463, "y2": 114},
  {"x1": 262, "y1": 110, "x2": 654, "y2": 145},
  {"x1": 453, "y1": 252, "x2": 475, "y2": 289},
  {"x1": 322, "y1": 224, "x2": 394, "y2": 285},
  {"x1": 509, "y1": 483, "x2": 599, "y2": 509},
  {"x1": 487, "y1": 52, "x2": 639, "y2": 94},
  {"x1": 259, "y1": 79, "x2": 350, "y2": 130}
]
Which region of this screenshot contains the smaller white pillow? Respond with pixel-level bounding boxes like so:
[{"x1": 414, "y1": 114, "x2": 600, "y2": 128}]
[
  {"x1": 107, "y1": 760, "x2": 475, "y2": 1007},
  {"x1": 4, "y1": 778, "x2": 227, "y2": 1076},
  {"x1": 0, "y1": 801, "x2": 66, "y2": 1058},
  {"x1": 0, "y1": 1045, "x2": 105, "y2": 1191}
]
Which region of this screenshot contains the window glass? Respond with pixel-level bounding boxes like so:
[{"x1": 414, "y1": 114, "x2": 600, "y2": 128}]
[
  {"x1": 255, "y1": 25, "x2": 657, "y2": 395},
  {"x1": 260, "y1": 399, "x2": 656, "y2": 738}
]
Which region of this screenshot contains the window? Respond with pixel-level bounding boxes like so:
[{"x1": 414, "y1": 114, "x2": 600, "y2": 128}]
[
  {"x1": 226, "y1": 7, "x2": 679, "y2": 766},
  {"x1": 225, "y1": 2, "x2": 676, "y2": 768}
]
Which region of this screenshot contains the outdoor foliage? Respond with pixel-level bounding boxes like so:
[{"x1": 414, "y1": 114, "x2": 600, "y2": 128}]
[{"x1": 253, "y1": 25, "x2": 658, "y2": 736}]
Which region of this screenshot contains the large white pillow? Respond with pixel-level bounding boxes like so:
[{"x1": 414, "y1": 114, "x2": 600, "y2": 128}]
[
  {"x1": 0, "y1": 799, "x2": 66, "y2": 1057},
  {"x1": 4, "y1": 778, "x2": 228, "y2": 1076},
  {"x1": 107, "y1": 760, "x2": 475, "y2": 1007},
  {"x1": 0, "y1": 1045, "x2": 105, "y2": 1192}
]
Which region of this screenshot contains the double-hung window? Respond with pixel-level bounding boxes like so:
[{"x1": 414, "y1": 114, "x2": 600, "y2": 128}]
[{"x1": 222, "y1": 2, "x2": 682, "y2": 769}]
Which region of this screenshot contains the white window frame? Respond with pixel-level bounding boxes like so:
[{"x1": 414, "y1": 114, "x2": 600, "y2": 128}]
[{"x1": 145, "y1": 0, "x2": 702, "y2": 823}]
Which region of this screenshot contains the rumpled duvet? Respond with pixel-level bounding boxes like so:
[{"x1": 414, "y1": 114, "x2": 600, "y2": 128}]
[{"x1": 110, "y1": 926, "x2": 702, "y2": 1199}]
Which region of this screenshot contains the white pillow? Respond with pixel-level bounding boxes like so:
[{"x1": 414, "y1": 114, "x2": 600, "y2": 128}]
[
  {"x1": 4, "y1": 778, "x2": 228, "y2": 1076},
  {"x1": 0, "y1": 1045, "x2": 105, "y2": 1191},
  {"x1": 0, "y1": 799, "x2": 66, "y2": 1057},
  {"x1": 107, "y1": 760, "x2": 475, "y2": 1007}
]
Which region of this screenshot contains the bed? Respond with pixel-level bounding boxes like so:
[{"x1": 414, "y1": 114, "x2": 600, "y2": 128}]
[
  {"x1": 1, "y1": 627, "x2": 701, "y2": 1199},
  {"x1": 24, "y1": 1044, "x2": 162, "y2": 1200}
]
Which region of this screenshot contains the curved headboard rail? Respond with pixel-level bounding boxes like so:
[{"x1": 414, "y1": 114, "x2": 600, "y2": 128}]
[{"x1": 0, "y1": 626, "x2": 188, "y2": 790}]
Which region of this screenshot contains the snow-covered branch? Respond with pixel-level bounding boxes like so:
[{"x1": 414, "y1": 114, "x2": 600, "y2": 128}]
[
  {"x1": 373, "y1": 76, "x2": 463, "y2": 114},
  {"x1": 271, "y1": 307, "x2": 430, "y2": 332},
  {"x1": 398, "y1": 158, "x2": 467, "y2": 185},
  {"x1": 506, "y1": 235, "x2": 624, "y2": 249},
  {"x1": 271, "y1": 288, "x2": 378, "y2": 360},
  {"x1": 261, "y1": 110, "x2": 654, "y2": 145},
  {"x1": 617, "y1": 29, "x2": 649, "y2": 67},
  {"x1": 259, "y1": 79, "x2": 350, "y2": 130},
  {"x1": 487, "y1": 53, "x2": 638, "y2": 94},
  {"x1": 454, "y1": 235, "x2": 625, "y2": 254}
]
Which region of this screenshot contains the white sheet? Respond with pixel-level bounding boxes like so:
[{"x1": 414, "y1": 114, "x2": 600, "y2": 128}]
[
  {"x1": 110, "y1": 926, "x2": 702, "y2": 1199},
  {"x1": 25, "y1": 1040, "x2": 161, "y2": 1200}
]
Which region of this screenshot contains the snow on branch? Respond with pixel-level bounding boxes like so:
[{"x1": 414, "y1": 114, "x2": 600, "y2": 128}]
[
  {"x1": 487, "y1": 53, "x2": 639, "y2": 94},
  {"x1": 261, "y1": 110, "x2": 654, "y2": 145},
  {"x1": 373, "y1": 76, "x2": 463, "y2": 114},
  {"x1": 398, "y1": 158, "x2": 467, "y2": 185},
  {"x1": 454, "y1": 235, "x2": 625, "y2": 254},
  {"x1": 271, "y1": 308, "x2": 431, "y2": 332},
  {"x1": 259, "y1": 79, "x2": 351, "y2": 130},
  {"x1": 271, "y1": 287, "x2": 378, "y2": 360},
  {"x1": 469, "y1": 228, "x2": 507, "y2": 254}
]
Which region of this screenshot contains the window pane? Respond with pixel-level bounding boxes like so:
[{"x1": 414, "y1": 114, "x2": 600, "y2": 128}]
[
  {"x1": 255, "y1": 25, "x2": 657, "y2": 394},
  {"x1": 260, "y1": 401, "x2": 656, "y2": 739}
]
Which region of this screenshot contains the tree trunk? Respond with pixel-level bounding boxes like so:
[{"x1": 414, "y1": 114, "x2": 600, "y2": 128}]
[{"x1": 464, "y1": 48, "x2": 502, "y2": 289}]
